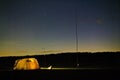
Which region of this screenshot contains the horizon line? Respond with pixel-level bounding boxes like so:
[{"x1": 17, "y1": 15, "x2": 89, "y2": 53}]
[{"x1": 0, "y1": 51, "x2": 120, "y2": 57}]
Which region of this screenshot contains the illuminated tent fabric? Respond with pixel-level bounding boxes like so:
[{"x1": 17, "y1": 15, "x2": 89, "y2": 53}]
[{"x1": 13, "y1": 58, "x2": 40, "y2": 70}]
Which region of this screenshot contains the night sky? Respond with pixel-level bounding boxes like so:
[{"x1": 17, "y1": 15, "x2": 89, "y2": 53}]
[{"x1": 0, "y1": 0, "x2": 120, "y2": 56}]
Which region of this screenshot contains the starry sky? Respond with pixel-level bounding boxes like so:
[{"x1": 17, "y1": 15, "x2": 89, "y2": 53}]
[{"x1": 0, "y1": 0, "x2": 120, "y2": 56}]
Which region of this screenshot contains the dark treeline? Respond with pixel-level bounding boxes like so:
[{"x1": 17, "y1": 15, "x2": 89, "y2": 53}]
[{"x1": 0, "y1": 52, "x2": 120, "y2": 71}]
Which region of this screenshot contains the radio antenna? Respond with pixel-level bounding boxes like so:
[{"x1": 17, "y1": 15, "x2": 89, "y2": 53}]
[{"x1": 75, "y1": 6, "x2": 79, "y2": 67}]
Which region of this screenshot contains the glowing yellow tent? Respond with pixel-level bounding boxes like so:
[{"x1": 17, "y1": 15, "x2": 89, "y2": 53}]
[{"x1": 13, "y1": 58, "x2": 40, "y2": 70}]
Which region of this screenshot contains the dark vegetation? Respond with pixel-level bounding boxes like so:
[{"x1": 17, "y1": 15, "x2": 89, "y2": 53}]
[{"x1": 0, "y1": 52, "x2": 120, "y2": 79}]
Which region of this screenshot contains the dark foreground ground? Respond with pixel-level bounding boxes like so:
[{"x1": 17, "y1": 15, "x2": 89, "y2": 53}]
[
  {"x1": 0, "y1": 52, "x2": 120, "y2": 80},
  {"x1": 0, "y1": 69, "x2": 120, "y2": 80}
]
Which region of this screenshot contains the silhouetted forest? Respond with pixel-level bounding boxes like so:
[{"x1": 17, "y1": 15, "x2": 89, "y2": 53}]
[{"x1": 0, "y1": 52, "x2": 120, "y2": 71}]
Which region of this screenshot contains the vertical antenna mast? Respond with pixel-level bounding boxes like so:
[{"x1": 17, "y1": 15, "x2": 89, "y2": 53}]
[
  {"x1": 75, "y1": 6, "x2": 79, "y2": 67},
  {"x1": 75, "y1": 9, "x2": 78, "y2": 52}
]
